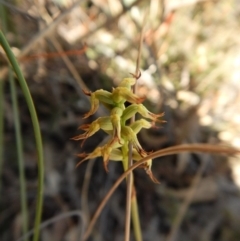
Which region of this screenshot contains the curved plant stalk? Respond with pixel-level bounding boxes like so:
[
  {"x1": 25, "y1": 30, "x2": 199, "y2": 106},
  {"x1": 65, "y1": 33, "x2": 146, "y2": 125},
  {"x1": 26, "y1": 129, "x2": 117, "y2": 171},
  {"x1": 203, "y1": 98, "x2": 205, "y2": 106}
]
[
  {"x1": 82, "y1": 143, "x2": 240, "y2": 241},
  {"x1": 9, "y1": 70, "x2": 29, "y2": 241},
  {"x1": 0, "y1": 30, "x2": 44, "y2": 241}
]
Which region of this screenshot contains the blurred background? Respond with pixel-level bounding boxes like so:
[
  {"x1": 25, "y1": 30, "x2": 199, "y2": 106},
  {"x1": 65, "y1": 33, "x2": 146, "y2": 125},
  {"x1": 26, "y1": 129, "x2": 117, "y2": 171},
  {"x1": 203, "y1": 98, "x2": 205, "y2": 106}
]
[{"x1": 1, "y1": 0, "x2": 240, "y2": 240}]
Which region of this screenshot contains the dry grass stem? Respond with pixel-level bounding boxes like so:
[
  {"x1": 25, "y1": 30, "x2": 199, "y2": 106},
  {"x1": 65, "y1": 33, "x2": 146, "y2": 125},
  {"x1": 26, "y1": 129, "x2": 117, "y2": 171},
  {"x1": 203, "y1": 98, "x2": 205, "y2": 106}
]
[{"x1": 82, "y1": 143, "x2": 240, "y2": 241}]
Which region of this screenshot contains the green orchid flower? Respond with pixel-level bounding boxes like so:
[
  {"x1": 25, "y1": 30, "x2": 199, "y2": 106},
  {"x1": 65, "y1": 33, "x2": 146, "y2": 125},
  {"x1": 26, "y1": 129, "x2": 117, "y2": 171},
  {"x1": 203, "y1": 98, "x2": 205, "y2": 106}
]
[
  {"x1": 110, "y1": 107, "x2": 123, "y2": 144},
  {"x1": 130, "y1": 119, "x2": 154, "y2": 134},
  {"x1": 82, "y1": 89, "x2": 114, "y2": 118},
  {"x1": 122, "y1": 103, "x2": 164, "y2": 124},
  {"x1": 121, "y1": 125, "x2": 148, "y2": 157},
  {"x1": 71, "y1": 116, "x2": 113, "y2": 146},
  {"x1": 76, "y1": 140, "x2": 123, "y2": 171}
]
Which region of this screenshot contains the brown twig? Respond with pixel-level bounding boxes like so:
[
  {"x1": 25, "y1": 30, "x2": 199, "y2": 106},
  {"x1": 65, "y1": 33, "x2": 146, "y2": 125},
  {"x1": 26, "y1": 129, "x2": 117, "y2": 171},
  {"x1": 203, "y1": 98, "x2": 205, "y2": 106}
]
[{"x1": 19, "y1": 45, "x2": 87, "y2": 62}]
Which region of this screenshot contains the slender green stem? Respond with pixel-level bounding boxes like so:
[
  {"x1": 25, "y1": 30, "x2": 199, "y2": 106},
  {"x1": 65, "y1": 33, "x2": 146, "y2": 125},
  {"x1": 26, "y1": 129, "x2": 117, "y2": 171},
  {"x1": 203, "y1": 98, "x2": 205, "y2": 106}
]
[
  {"x1": 0, "y1": 79, "x2": 4, "y2": 195},
  {"x1": 9, "y1": 69, "x2": 29, "y2": 241},
  {"x1": 0, "y1": 30, "x2": 44, "y2": 241},
  {"x1": 122, "y1": 142, "x2": 142, "y2": 241},
  {"x1": 0, "y1": 4, "x2": 7, "y2": 32},
  {"x1": 0, "y1": 0, "x2": 7, "y2": 200},
  {"x1": 122, "y1": 141, "x2": 132, "y2": 241},
  {"x1": 131, "y1": 196, "x2": 142, "y2": 241}
]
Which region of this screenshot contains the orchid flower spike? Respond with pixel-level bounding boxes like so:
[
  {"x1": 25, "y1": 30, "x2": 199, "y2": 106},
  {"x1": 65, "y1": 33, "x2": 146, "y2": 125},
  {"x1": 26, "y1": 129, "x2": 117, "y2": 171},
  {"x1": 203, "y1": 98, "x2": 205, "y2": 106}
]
[{"x1": 74, "y1": 75, "x2": 165, "y2": 183}]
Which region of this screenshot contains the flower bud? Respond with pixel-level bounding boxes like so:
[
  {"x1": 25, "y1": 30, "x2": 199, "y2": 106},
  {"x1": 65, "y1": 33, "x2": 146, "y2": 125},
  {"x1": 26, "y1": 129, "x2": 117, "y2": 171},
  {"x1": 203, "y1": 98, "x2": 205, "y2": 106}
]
[
  {"x1": 101, "y1": 144, "x2": 113, "y2": 172},
  {"x1": 121, "y1": 126, "x2": 147, "y2": 157},
  {"x1": 110, "y1": 107, "x2": 123, "y2": 144},
  {"x1": 130, "y1": 119, "x2": 153, "y2": 134},
  {"x1": 83, "y1": 93, "x2": 99, "y2": 119},
  {"x1": 72, "y1": 117, "x2": 113, "y2": 147},
  {"x1": 82, "y1": 89, "x2": 114, "y2": 118},
  {"x1": 95, "y1": 89, "x2": 114, "y2": 105},
  {"x1": 112, "y1": 87, "x2": 145, "y2": 104},
  {"x1": 119, "y1": 78, "x2": 136, "y2": 89}
]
